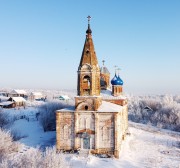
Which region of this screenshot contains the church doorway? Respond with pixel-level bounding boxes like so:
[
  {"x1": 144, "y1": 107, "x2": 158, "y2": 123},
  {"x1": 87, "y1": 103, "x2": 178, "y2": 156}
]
[{"x1": 83, "y1": 137, "x2": 90, "y2": 149}]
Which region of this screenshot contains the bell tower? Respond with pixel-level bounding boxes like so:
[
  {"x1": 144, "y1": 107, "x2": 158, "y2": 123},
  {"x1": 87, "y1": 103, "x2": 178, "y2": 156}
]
[
  {"x1": 75, "y1": 16, "x2": 102, "y2": 111},
  {"x1": 77, "y1": 16, "x2": 100, "y2": 96}
]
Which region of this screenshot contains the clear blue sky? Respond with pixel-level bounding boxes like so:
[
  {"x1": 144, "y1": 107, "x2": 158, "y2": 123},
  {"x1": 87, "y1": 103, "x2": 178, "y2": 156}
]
[{"x1": 0, "y1": 0, "x2": 180, "y2": 94}]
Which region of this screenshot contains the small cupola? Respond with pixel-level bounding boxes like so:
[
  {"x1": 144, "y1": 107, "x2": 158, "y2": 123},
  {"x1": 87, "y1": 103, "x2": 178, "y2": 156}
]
[
  {"x1": 100, "y1": 60, "x2": 110, "y2": 90},
  {"x1": 111, "y1": 68, "x2": 123, "y2": 96}
]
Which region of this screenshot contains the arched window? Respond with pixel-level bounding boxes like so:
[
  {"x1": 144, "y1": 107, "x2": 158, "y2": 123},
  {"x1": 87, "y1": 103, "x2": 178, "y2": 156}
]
[
  {"x1": 86, "y1": 118, "x2": 90, "y2": 129},
  {"x1": 102, "y1": 126, "x2": 109, "y2": 141},
  {"x1": 63, "y1": 125, "x2": 69, "y2": 140},
  {"x1": 83, "y1": 75, "x2": 91, "y2": 95},
  {"x1": 79, "y1": 118, "x2": 82, "y2": 128},
  {"x1": 85, "y1": 105, "x2": 88, "y2": 110}
]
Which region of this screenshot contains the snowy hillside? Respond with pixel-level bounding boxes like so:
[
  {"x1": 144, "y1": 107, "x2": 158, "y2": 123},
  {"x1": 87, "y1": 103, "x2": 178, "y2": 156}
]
[
  {"x1": 0, "y1": 89, "x2": 180, "y2": 167},
  {"x1": 1, "y1": 108, "x2": 179, "y2": 168}
]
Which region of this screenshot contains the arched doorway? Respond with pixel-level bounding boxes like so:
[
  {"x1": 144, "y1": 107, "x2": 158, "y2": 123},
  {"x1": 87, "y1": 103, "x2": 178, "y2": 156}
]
[{"x1": 81, "y1": 132, "x2": 90, "y2": 149}]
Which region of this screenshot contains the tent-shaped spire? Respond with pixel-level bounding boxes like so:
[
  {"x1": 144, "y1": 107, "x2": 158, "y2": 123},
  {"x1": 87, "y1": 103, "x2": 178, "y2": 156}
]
[{"x1": 79, "y1": 16, "x2": 99, "y2": 69}]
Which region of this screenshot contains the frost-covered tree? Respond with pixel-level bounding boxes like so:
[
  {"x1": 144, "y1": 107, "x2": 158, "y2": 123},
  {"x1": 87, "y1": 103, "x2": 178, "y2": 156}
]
[
  {"x1": 38, "y1": 101, "x2": 73, "y2": 132},
  {"x1": 128, "y1": 94, "x2": 180, "y2": 131},
  {"x1": 0, "y1": 147, "x2": 69, "y2": 168},
  {"x1": 0, "y1": 128, "x2": 19, "y2": 161}
]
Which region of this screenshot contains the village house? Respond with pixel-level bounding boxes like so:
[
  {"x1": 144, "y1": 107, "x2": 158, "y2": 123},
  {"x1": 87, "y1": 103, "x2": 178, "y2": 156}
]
[
  {"x1": 56, "y1": 17, "x2": 128, "y2": 158},
  {"x1": 9, "y1": 89, "x2": 27, "y2": 98},
  {"x1": 29, "y1": 92, "x2": 44, "y2": 101},
  {"x1": 8, "y1": 97, "x2": 26, "y2": 107}
]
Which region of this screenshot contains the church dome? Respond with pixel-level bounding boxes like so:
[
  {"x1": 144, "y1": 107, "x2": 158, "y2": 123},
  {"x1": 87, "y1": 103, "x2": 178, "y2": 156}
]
[
  {"x1": 111, "y1": 74, "x2": 123, "y2": 85},
  {"x1": 116, "y1": 75, "x2": 123, "y2": 85},
  {"x1": 111, "y1": 74, "x2": 118, "y2": 85},
  {"x1": 100, "y1": 66, "x2": 110, "y2": 74}
]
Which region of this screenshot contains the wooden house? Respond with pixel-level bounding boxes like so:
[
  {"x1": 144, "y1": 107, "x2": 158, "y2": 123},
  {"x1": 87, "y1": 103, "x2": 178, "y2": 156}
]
[
  {"x1": 29, "y1": 92, "x2": 44, "y2": 101},
  {"x1": 9, "y1": 90, "x2": 27, "y2": 98},
  {"x1": 8, "y1": 97, "x2": 26, "y2": 107}
]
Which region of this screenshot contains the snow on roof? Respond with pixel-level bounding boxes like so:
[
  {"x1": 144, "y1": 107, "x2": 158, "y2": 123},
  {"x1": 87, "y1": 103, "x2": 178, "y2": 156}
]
[
  {"x1": 0, "y1": 101, "x2": 14, "y2": 106},
  {"x1": 144, "y1": 106, "x2": 153, "y2": 111},
  {"x1": 101, "y1": 90, "x2": 127, "y2": 100},
  {"x1": 57, "y1": 106, "x2": 75, "y2": 112},
  {"x1": 59, "y1": 95, "x2": 70, "y2": 100},
  {"x1": 11, "y1": 97, "x2": 26, "y2": 102},
  {"x1": 97, "y1": 101, "x2": 122, "y2": 112},
  {"x1": 30, "y1": 92, "x2": 42, "y2": 96},
  {"x1": 11, "y1": 89, "x2": 27, "y2": 94},
  {"x1": 0, "y1": 96, "x2": 9, "y2": 101},
  {"x1": 57, "y1": 101, "x2": 123, "y2": 113}
]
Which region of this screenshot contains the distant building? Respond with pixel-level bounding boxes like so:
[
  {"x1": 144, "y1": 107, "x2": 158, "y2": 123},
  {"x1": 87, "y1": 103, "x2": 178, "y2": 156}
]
[
  {"x1": 8, "y1": 97, "x2": 26, "y2": 107},
  {"x1": 0, "y1": 92, "x2": 8, "y2": 97},
  {"x1": 100, "y1": 60, "x2": 110, "y2": 90},
  {"x1": 9, "y1": 90, "x2": 27, "y2": 98},
  {"x1": 56, "y1": 17, "x2": 128, "y2": 159},
  {"x1": 0, "y1": 96, "x2": 9, "y2": 102},
  {"x1": 59, "y1": 95, "x2": 70, "y2": 101},
  {"x1": 29, "y1": 92, "x2": 44, "y2": 101},
  {"x1": 143, "y1": 106, "x2": 153, "y2": 113},
  {"x1": 0, "y1": 101, "x2": 15, "y2": 108}
]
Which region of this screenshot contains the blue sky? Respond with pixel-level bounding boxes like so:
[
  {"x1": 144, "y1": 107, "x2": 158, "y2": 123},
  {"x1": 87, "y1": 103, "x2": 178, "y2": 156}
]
[{"x1": 0, "y1": 0, "x2": 180, "y2": 94}]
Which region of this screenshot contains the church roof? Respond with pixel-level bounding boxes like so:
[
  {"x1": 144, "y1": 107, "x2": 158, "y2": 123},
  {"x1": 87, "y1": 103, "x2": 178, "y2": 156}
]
[
  {"x1": 100, "y1": 66, "x2": 110, "y2": 74},
  {"x1": 56, "y1": 100, "x2": 124, "y2": 113},
  {"x1": 78, "y1": 18, "x2": 99, "y2": 69},
  {"x1": 97, "y1": 101, "x2": 122, "y2": 112}
]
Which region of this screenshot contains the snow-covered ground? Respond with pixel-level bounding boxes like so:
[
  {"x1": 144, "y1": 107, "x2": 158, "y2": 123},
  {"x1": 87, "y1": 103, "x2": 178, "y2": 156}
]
[{"x1": 8, "y1": 106, "x2": 180, "y2": 168}]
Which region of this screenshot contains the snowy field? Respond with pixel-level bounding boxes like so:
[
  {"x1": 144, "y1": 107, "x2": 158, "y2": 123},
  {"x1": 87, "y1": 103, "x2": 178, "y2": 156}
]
[{"x1": 5, "y1": 107, "x2": 179, "y2": 168}]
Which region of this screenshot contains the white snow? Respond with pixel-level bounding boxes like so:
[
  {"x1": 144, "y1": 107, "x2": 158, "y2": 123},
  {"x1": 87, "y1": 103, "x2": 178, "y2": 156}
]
[
  {"x1": 30, "y1": 92, "x2": 42, "y2": 96},
  {"x1": 97, "y1": 101, "x2": 123, "y2": 112},
  {"x1": 67, "y1": 122, "x2": 180, "y2": 168},
  {"x1": 11, "y1": 97, "x2": 26, "y2": 102},
  {"x1": 0, "y1": 101, "x2": 13, "y2": 106},
  {"x1": 101, "y1": 89, "x2": 127, "y2": 100},
  {"x1": 10, "y1": 89, "x2": 27, "y2": 95},
  {"x1": 12, "y1": 119, "x2": 55, "y2": 148},
  {"x1": 0, "y1": 96, "x2": 9, "y2": 102},
  {"x1": 9, "y1": 108, "x2": 180, "y2": 168}
]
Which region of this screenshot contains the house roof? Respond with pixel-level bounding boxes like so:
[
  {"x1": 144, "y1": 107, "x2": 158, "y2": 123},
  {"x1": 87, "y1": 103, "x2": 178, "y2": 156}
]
[
  {"x1": 59, "y1": 95, "x2": 70, "y2": 100},
  {"x1": 0, "y1": 96, "x2": 10, "y2": 101},
  {"x1": 10, "y1": 89, "x2": 27, "y2": 95},
  {"x1": 144, "y1": 106, "x2": 153, "y2": 111},
  {"x1": 10, "y1": 97, "x2": 26, "y2": 102},
  {"x1": 30, "y1": 92, "x2": 42, "y2": 96},
  {"x1": 0, "y1": 101, "x2": 14, "y2": 106}
]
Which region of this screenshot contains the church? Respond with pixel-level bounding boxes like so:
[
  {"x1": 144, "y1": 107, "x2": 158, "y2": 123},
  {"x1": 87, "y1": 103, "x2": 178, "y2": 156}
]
[{"x1": 56, "y1": 17, "x2": 128, "y2": 158}]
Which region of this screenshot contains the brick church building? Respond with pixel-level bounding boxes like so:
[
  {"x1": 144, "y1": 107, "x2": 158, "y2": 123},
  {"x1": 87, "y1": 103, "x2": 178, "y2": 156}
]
[{"x1": 56, "y1": 17, "x2": 128, "y2": 158}]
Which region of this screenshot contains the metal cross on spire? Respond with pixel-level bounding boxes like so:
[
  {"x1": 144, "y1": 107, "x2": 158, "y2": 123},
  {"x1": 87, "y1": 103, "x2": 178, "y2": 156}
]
[
  {"x1": 102, "y1": 60, "x2": 105, "y2": 66},
  {"x1": 114, "y1": 65, "x2": 118, "y2": 75},
  {"x1": 87, "y1": 15, "x2": 91, "y2": 24},
  {"x1": 117, "y1": 68, "x2": 121, "y2": 75}
]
